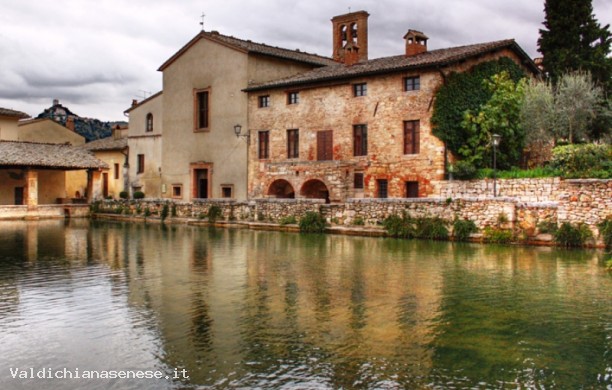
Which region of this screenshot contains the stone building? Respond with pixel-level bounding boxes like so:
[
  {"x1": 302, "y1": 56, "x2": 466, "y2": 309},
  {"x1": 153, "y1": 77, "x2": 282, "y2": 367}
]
[
  {"x1": 246, "y1": 11, "x2": 539, "y2": 202},
  {"x1": 139, "y1": 30, "x2": 335, "y2": 201}
]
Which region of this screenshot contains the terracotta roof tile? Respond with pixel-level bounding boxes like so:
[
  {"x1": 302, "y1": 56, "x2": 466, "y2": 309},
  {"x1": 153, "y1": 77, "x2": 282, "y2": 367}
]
[
  {"x1": 80, "y1": 137, "x2": 128, "y2": 152},
  {"x1": 245, "y1": 39, "x2": 538, "y2": 91},
  {"x1": 0, "y1": 141, "x2": 108, "y2": 170},
  {"x1": 0, "y1": 107, "x2": 30, "y2": 119},
  {"x1": 159, "y1": 31, "x2": 336, "y2": 71}
]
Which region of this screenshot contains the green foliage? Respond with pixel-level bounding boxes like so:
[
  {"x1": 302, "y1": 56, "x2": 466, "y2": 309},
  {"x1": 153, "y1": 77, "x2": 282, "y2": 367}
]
[
  {"x1": 537, "y1": 220, "x2": 558, "y2": 234},
  {"x1": 453, "y1": 160, "x2": 478, "y2": 180},
  {"x1": 453, "y1": 219, "x2": 478, "y2": 241},
  {"x1": 415, "y1": 216, "x2": 449, "y2": 240},
  {"x1": 90, "y1": 201, "x2": 101, "y2": 213},
  {"x1": 143, "y1": 207, "x2": 151, "y2": 217},
  {"x1": 161, "y1": 203, "x2": 169, "y2": 222},
  {"x1": 483, "y1": 227, "x2": 514, "y2": 244},
  {"x1": 352, "y1": 217, "x2": 365, "y2": 226},
  {"x1": 207, "y1": 205, "x2": 223, "y2": 222},
  {"x1": 432, "y1": 58, "x2": 526, "y2": 158},
  {"x1": 382, "y1": 212, "x2": 416, "y2": 239},
  {"x1": 279, "y1": 215, "x2": 298, "y2": 225},
  {"x1": 460, "y1": 71, "x2": 526, "y2": 169},
  {"x1": 119, "y1": 191, "x2": 129, "y2": 199},
  {"x1": 257, "y1": 212, "x2": 265, "y2": 222},
  {"x1": 554, "y1": 222, "x2": 593, "y2": 247},
  {"x1": 171, "y1": 204, "x2": 177, "y2": 217},
  {"x1": 550, "y1": 143, "x2": 612, "y2": 178},
  {"x1": 597, "y1": 217, "x2": 612, "y2": 248},
  {"x1": 299, "y1": 212, "x2": 327, "y2": 233},
  {"x1": 133, "y1": 191, "x2": 145, "y2": 199},
  {"x1": 538, "y1": 0, "x2": 612, "y2": 94},
  {"x1": 497, "y1": 212, "x2": 509, "y2": 225},
  {"x1": 476, "y1": 166, "x2": 561, "y2": 179},
  {"x1": 135, "y1": 204, "x2": 142, "y2": 215}
]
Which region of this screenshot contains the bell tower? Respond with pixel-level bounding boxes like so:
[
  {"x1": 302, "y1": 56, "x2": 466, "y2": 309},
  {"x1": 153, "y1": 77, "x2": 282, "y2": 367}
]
[{"x1": 332, "y1": 11, "x2": 369, "y2": 65}]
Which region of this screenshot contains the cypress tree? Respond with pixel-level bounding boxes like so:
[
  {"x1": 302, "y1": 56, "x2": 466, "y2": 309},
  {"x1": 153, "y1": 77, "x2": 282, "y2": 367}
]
[{"x1": 538, "y1": 0, "x2": 612, "y2": 94}]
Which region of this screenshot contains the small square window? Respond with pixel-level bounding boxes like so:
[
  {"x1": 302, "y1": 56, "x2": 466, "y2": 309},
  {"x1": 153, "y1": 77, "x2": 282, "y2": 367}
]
[
  {"x1": 221, "y1": 185, "x2": 233, "y2": 198},
  {"x1": 406, "y1": 181, "x2": 419, "y2": 198},
  {"x1": 287, "y1": 91, "x2": 299, "y2": 105},
  {"x1": 353, "y1": 83, "x2": 367, "y2": 97},
  {"x1": 377, "y1": 179, "x2": 388, "y2": 198},
  {"x1": 258, "y1": 95, "x2": 270, "y2": 108},
  {"x1": 172, "y1": 185, "x2": 183, "y2": 199},
  {"x1": 404, "y1": 76, "x2": 420, "y2": 91}
]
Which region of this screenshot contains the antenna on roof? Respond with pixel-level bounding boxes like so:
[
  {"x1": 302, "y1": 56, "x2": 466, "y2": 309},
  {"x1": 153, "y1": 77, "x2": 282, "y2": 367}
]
[
  {"x1": 138, "y1": 90, "x2": 152, "y2": 100},
  {"x1": 348, "y1": 7, "x2": 351, "y2": 13},
  {"x1": 200, "y1": 12, "x2": 205, "y2": 31}
]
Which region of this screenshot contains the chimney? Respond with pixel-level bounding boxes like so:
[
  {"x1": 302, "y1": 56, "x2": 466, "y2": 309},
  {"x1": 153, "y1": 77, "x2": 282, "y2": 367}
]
[
  {"x1": 404, "y1": 30, "x2": 428, "y2": 56},
  {"x1": 53, "y1": 98, "x2": 59, "y2": 106},
  {"x1": 332, "y1": 10, "x2": 369, "y2": 64},
  {"x1": 66, "y1": 116, "x2": 75, "y2": 132},
  {"x1": 131, "y1": 99, "x2": 138, "y2": 107}
]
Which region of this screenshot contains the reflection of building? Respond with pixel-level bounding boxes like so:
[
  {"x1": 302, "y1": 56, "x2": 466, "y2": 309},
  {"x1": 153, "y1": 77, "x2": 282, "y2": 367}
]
[{"x1": 246, "y1": 11, "x2": 539, "y2": 202}]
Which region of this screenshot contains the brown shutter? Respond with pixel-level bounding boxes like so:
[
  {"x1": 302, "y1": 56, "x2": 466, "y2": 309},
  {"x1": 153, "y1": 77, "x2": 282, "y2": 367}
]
[
  {"x1": 414, "y1": 121, "x2": 420, "y2": 154},
  {"x1": 317, "y1": 130, "x2": 333, "y2": 161}
]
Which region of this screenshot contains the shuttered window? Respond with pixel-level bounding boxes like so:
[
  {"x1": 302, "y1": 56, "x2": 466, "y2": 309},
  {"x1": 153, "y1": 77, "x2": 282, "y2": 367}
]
[
  {"x1": 317, "y1": 130, "x2": 333, "y2": 161},
  {"x1": 258, "y1": 131, "x2": 269, "y2": 159},
  {"x1": 403, "y1": 120, "x2": 420, "y2": 154}
]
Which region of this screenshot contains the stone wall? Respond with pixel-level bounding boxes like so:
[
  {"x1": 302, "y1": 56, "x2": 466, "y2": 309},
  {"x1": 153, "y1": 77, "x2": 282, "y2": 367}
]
[{"x1": 95, "y1": 178, "x2": 610, "y2": 244}]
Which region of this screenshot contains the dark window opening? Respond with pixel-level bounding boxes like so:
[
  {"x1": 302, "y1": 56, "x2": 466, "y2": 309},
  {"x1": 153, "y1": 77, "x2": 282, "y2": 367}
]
[
  {"x1": 377, "y1": 179, "x2": 388, "y2": 198},
  {"x1": 137, "y1": 154, "x2": 145, "y2": 174},
  {"x1": 406, "y1": 181, "x2": 419, "y2": 198},
  {"x1": 403, "y1": 120, "x2": 420, "y2": 154},
  {"x1": 353, "y1": 124, "x2": 368, "y2": 156},
  {"x1": 196, "y1": 90, "x2": 209, "y2": 129},
  {"x1": 258, "y1": 131, "x2": 270, "y2": 159},
  {"x1": 354, "y1": 173, "x2": 364, "y2": 189},
  {"x1": 287, "y1": 129, "x2": 299, "y2": 159}
]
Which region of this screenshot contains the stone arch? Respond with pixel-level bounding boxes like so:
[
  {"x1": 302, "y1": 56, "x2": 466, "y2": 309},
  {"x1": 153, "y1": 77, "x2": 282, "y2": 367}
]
[
  {"x1": 300, "y1": 179, "x2": 330, "y2": 203},
  {"x1": 267, "y1": 179, "x2": 295, "y2": 199}
]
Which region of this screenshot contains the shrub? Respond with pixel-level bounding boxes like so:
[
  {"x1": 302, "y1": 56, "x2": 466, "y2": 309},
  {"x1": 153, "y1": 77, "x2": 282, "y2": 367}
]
[
  {"x1": 550, "y1": 144, "x2": 612, "y2": 179},
  {"x1": 257, "y1": 212, "x2": 265, "y2": 222},
  {"x1": 537, "y1": 220, "x2": 558, "y2": 234},
  {"x1": 597, "y1": 217, "x2": 612, "y2": 248},
  {"x1": 497, "y1": 212, "x2": 509, "y2": 225},
  {"x1": 382, "y1": 212, "x2": 417, "y2": 239},
  {"x1": 171, "y1": 204, "x2": 177, "y2": 217},
  {"x1": 453, "y1": 160, "x2": 478, "y2": 180},
  {"x1": 299, "y1": 212, "x2": 327, "y2": 233},
  {"x1": 207, "y1": 205, "x2": 223, "y2": 222},
  {"x1": 453, "y1": 219, "x2": 478, "y2": 241},
  {"x1": 133, "y1": 191, "x2": 145, "y2": 199},
  {"x1": 279, "y1": 215, "x2": 298, "y2": 225},
  {"x1": 352, "y1": 217, "x2": 365, "y2": 226},
  {"x1": 119, "y1": 191, "x2": 129, "y2": 199},
  {"x1": 135, "y1": 204, "x2": 142, "y2": 215},
  {"x1": 144, "y1": 207, "x2": 151, "y2": 217},
  {"x1": 554, "y1": 222, "x2": 593, "y2": 247},
  {"x1": 415, "y1": 216, "x2": 449, "y2": 240},
  {"x1": 483, "y1": 227, "x2": 514, "y2": 244},
  {"x1": 90, "y1": 201, "x2": 101, "y2": 213}
]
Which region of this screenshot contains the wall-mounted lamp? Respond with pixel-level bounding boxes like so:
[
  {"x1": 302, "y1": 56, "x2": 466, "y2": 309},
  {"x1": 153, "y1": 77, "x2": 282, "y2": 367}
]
[
  {"x1": 491, "y1": 133, "x2": 501, "y2": 197},
  {"x1": 234, "y1": 124, "x2": 250, "y2": 143}
]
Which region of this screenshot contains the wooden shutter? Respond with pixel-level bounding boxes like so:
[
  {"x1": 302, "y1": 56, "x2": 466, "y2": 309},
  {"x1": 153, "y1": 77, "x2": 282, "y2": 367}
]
[{"x1": 317, "y1": 130, "x2": 333, "y2": 161}]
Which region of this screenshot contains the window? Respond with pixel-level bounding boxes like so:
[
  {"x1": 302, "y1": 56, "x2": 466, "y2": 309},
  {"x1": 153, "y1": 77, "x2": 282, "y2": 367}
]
[
  {"x1": 403, "y1": 120, "x2": 420, "y2": 154},
  {"x1": 258, "y1": 95, "x2": 270, "y2": 108},
  {"x1": 221, "y1": 185, "x2": 233, "y2": 198},
  {"x1": 258, "y1": 131, "x2": 270, "y2": 159},
  {"x1": 406, "y1": 181, "x2": 419, "y2": 198},
  {"x1": 287, "y1": 129, "x2": 299, "y2": 159},
  {"x1": 287, "y1": 91, "x2": 299, "y2": 105},
  {"x1": 317, "y1": 130, "x2": 333, "y2": 161},
  {"x1": 114, "y1": 163, "x2": 120, "y2": 180},
  {"x1": 172, "y1": 185, "x2": 183, "y2": 199},
  {"x1": 377, "y1": 179, "x2": 388, "y2": 198},
  {"x1": 404, "y1": 76, "x2": 420, "y2": 91},
  {"x1": 354, "y1": 173, "x2": 364, "y2": 189},
  {"x1": 137, "y1": 154, "x2": 145, "y2": 174},
  {"x1": 146, "y1": 113, "x2": 153, "y2": 132},
  {"x1": 353, "y1": 124, "x2": 368, "y2": 156},
  {"x1": 353, "y1": 83, "x2": 367, "y2": 97},
  {"x1": 195, "y1": 89, "x2": 210, "y2": 130}
]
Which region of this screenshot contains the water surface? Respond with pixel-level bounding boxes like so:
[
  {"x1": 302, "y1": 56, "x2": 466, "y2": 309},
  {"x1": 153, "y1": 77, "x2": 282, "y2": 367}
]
[{"x1": 0, "y1": 220, "x2": 610, "y2": 389}]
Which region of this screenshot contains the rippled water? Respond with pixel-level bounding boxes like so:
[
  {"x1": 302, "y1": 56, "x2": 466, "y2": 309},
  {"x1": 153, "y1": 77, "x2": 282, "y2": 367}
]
[{"x1": 0, "y1": 220, "x2": 610, "y2": 389}]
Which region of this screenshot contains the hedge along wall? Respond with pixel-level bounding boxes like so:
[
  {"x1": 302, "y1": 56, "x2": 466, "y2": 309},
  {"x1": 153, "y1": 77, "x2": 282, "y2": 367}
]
[{"x1": 95, "y1": 179, "x2": 610, "y2": 239}]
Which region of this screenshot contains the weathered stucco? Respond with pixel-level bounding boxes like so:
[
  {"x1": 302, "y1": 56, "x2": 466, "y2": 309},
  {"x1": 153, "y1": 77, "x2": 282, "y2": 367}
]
[{"x1": 18, "y1": 119, "x2": 85, "y2": 146}]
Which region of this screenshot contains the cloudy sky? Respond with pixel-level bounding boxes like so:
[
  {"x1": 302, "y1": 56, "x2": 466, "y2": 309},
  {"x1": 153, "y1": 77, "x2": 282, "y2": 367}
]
[{"x1": 1, "y1": 0, "x2": 610, "y2": 122}]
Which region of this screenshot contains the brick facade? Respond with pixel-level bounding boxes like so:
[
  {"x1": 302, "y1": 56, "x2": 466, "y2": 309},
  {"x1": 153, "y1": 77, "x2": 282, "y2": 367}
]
[{"x1": 247, "y1": 48, "x2": 531, "y2": 202}]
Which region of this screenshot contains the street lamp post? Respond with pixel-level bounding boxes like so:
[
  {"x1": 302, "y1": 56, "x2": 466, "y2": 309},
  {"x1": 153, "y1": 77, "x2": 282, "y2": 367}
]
[{"x1": 492, "y1": 133, "x2": 501, "y2": 197}]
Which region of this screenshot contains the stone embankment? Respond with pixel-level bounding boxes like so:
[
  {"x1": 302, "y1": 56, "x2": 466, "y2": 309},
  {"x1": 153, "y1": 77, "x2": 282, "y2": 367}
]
[{"x1": 93, "y1": 178, "x2": 611, "y2": 247}]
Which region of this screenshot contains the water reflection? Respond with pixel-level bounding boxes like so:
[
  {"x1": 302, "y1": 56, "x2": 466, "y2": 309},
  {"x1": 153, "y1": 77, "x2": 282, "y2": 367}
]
[{"x1": 0, "y1": 220, "x2": 609, "y2": 389}]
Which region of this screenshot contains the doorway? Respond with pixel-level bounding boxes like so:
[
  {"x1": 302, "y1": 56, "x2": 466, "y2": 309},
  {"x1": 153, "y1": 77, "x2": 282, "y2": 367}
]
[{"x1": 14, "y1": 187, "x2": 24, "y2": 205}]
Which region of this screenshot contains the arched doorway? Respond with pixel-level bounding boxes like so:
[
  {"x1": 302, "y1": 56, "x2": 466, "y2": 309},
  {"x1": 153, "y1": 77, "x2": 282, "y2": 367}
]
[
  {"x1": 267, "y1": 179, "x2": 295, "y2": 199},
  {"x1": 300, "y1": 179, "x2": 330, "y2": 203}
]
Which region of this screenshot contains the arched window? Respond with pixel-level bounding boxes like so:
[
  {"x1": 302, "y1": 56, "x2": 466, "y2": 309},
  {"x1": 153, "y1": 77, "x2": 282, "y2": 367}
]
[{"x1": 146, "y1": 113, "x2": 153, "y2": 132}]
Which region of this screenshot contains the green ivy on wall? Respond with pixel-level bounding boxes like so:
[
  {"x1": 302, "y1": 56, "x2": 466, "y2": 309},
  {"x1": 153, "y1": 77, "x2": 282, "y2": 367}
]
[{"x1": 432, "y1": 58, "x2": 526, "y2": 161}]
